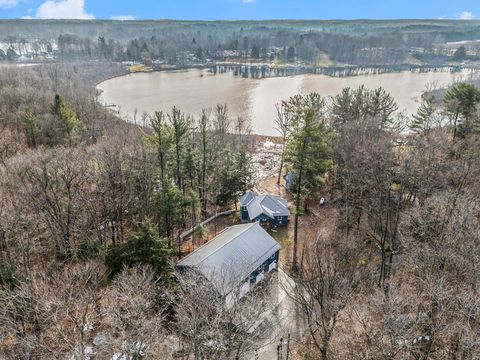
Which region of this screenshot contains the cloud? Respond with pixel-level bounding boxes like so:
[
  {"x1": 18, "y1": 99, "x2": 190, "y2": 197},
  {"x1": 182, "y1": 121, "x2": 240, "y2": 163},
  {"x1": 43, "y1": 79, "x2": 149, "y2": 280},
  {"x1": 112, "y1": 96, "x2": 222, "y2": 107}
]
[
  {"x1": 242, "y1": 0, "x2": 256, "y2": 3},
  {"x1": 0, "y1": 0, "x2": 22, "y2": 8},
  {"x1": 110, "y1": 15, "x2": 135, "y2": 21},
  {"x1": 35, "y1": 0, "x2": 94, "y2": 19},
  {"x1": 460, "y1": 11, "x2": 474, "y2": 20}
]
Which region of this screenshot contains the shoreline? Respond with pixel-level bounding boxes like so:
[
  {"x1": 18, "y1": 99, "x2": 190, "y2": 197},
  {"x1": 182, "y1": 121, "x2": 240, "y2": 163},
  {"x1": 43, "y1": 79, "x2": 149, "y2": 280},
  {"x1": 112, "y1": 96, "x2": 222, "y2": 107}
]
[
  {"x1": 95, "y1": 64, "x2": 478, "y2": 136},
  {"x1": 96, "y1": 62, "x2": 478, "y2": 87}
]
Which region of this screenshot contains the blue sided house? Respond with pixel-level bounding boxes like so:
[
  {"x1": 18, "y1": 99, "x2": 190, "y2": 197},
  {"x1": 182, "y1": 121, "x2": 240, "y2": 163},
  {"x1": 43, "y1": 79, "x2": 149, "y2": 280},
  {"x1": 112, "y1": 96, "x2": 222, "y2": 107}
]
[
  {"x1": 176, "y1": 222, "x2": 281, "y2": 307},
  {"x1": 239, "y1": 191, "x2": 289, "y2": 227}
]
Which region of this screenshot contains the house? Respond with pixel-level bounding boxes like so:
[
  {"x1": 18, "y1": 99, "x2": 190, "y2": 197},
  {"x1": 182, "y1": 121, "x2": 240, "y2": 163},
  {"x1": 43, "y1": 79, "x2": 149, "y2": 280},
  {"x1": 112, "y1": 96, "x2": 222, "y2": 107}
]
[
  {"x1": 177, "y1": 222, "x2": 281, "y2": 307},
  {"x1": 239, "y1": 191, "x2": 289, "y2": 227}
]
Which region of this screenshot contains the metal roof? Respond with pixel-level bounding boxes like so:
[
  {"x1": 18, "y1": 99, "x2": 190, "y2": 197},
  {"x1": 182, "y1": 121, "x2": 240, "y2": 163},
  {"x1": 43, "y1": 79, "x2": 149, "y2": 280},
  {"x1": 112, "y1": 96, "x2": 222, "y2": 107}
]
[
  {"x1": 247, "y1": 194, "x2": 290, "y2": 220},
  {"x1": 240, "y1": 191, "x2": 256, "y2": 207},
  {"x1": 177, "y1": 222, "x2": 281, "y2": 296}
]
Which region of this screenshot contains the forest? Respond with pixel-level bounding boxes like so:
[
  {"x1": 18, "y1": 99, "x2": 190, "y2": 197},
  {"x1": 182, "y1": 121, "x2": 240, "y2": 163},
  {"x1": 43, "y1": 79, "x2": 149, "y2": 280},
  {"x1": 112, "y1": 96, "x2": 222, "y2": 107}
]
[
  {"x1": 3, "y1": 19, "x2": 480, "y2": 66},
  {"x1": 0, "y1": 58, "x2": 479, "y2": 359}
]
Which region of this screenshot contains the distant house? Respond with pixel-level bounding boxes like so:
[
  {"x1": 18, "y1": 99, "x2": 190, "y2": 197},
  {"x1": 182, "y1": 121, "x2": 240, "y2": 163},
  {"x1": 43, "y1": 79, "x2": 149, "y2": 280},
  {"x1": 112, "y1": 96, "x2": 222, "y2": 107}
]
[
  {"x1": 177, "y1": 222, "x2": 281, "y2": 307},
  {"x1": 240, "y1": 191, "x2": 289, "y2": 227}
]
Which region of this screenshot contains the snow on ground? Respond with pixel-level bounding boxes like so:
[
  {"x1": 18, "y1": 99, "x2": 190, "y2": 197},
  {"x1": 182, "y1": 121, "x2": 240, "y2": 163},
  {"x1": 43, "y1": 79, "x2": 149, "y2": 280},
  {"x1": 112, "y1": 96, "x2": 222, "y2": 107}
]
[{"x1": 251, "y1": 139, "x2": 282, "y2": 182}]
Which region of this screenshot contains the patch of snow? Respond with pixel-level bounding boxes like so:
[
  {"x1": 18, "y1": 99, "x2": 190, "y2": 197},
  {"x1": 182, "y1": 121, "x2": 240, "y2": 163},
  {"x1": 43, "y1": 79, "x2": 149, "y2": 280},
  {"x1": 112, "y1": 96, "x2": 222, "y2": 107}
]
[
  {"x1": 111, "y1": 353, "x2": 126, "y2": 360},
  {"x1": 93, "y1": 333, "x2": 106, "y2": 346}
]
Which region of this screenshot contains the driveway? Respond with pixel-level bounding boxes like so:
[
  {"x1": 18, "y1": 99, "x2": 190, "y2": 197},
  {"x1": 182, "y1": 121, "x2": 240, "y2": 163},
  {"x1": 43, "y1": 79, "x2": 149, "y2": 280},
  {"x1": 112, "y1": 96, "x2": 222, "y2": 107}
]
[{"x1": 244, "y1": 267, "x2": 307, "y2": 360}]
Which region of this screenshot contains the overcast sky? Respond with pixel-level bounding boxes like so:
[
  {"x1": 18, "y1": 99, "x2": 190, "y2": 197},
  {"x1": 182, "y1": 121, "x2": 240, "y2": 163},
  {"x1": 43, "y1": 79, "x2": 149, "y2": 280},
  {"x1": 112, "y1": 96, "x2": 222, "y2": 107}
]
[{"x1": 0, "y1": 0, "x2": 479, "y2": 21}]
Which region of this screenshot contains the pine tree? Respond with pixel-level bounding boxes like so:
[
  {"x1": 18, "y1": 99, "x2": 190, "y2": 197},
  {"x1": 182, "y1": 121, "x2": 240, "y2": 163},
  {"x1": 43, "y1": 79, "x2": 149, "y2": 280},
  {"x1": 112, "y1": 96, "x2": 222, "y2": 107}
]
[
  {"x1": 150, "y1": 111, "x2": 172, "y2": 180},
  {"x1": 105, "y1": 218, "x2": 174, "y2": 282},
  {"x1": 215, "y1": 150, "x2": 253, "y2": 208},
  {"x1": 51, "y1": 94, "x2": 84, "y2": 143},
  {"x1": 444, "y1": 82, "x2": 480, "y2": 138},
  {"x1": 284, "y1": 93, "x2": 333, "y2": 272},
  {"x1": 199, "y1": 110, "x2": 212, "y2": 212},
  {"x1": 156, "y1": 178, "x2": 184, "y2": 250},
  {"x1": 410, "y1": 96, "x2": 437, "y2": 135},
  {"x1": 23, "y1": 108, "x2": 40, "y2": 147},
  {"x1": 250, "y1": 44, "x2": 259, "y2": 59},
  {"x1": 168, "y1": 107, "x2": 190, "y2": 189},
  {"x1": 330, "y1": 86, "x2": 397, "y2": 128}
]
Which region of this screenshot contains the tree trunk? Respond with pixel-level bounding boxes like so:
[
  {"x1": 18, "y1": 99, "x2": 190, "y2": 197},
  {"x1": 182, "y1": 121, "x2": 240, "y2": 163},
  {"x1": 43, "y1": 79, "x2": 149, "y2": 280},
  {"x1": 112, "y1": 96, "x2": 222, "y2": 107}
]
[
  {"x1": 277, "y1": 138, "x2": 286, "y2": 185},
  {"x1": 292, "y1": 160, "x2": 304, "y2": 273}
]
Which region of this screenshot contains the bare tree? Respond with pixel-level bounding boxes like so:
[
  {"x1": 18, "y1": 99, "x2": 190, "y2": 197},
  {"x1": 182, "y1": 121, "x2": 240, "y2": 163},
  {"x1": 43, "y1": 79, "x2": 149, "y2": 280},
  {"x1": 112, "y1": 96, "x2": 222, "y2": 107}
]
[
  {"x1": 102, "y1": 266, "x2": 173, "y2": 359},
  {"x1": 93, "y1": 135, "x2": 136, "y2": 245},
  {"x1": 0, "y1": 262, "x2": 105, "y2": 359},
  {"x1": 214, "y1": 104, "x2": 231, "y2": 138},
  {"x1": 19, "y1": 148, "x2": 94, "y2": 255},
  {"x1": 287, "y1": 231, "x2": 362, "y2": 360},
  {"x1": 174, "y1": 268, "x2": 273, "y2": 360}
]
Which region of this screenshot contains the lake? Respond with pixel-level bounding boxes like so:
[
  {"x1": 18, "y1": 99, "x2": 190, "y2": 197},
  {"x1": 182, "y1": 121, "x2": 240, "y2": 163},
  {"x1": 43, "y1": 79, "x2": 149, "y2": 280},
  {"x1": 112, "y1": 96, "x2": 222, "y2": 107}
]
[{"x1": 97, "y1": 69, "x2": 473, "y2": 136}]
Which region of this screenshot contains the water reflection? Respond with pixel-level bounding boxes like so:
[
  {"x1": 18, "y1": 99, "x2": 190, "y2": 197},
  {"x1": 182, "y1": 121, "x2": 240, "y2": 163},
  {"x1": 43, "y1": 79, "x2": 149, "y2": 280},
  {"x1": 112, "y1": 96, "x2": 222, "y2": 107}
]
[{"x1": 98, "y1": 69, "x2": 471, "y2": 135}]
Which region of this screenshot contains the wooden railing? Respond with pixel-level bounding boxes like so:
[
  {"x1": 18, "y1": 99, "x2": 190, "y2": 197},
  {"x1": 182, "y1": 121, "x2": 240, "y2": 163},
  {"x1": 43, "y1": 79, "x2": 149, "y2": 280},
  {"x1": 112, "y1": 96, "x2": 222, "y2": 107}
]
[{"x1": 179, "y1": 209, "x2": 237, "y2": 241}]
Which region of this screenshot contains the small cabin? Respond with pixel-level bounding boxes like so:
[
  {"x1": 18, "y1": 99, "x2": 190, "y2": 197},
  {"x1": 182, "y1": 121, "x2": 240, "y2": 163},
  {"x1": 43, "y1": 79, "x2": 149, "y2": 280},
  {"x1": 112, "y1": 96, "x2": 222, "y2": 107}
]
[
  {"x1": 239, "y1": 191, "x2": 289, "y2": 227},
  {"x1": 176, "y1": 222, "x2": 281, "y2": 307}
]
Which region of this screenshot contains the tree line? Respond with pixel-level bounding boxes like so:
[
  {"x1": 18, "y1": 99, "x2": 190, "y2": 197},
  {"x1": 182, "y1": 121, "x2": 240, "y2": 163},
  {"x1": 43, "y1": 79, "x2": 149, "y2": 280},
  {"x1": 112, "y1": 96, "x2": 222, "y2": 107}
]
[
  {"x1": 1, "y1": 61, "x2": 480, "y2": 358},
  {"x1": 274, "y1": 81, "x2": 480, "y2": 358},
  {"x1": 5, "y1": 19, "x2": 480, "y2": 66}
]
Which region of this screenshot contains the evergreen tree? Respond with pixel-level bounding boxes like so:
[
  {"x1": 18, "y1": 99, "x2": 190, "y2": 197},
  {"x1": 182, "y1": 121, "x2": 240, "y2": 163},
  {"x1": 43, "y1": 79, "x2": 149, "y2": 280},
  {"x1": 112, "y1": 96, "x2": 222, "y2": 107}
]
[
  {"x1": 250, "y1": 44, "x2": 260, "y2": 59},
  {"x1": 284, "y1": 93, "x2": 333, "y2": 272},
  {"x1": 195, "y1": 47, "x2": 204, "y2": 61},
  {"x1": 150, "y1": 111, "x2": 172, "y2": 180},
  {"x1": 444, "y1": 82, "x2": 480, "y2": 138},
  {"x1": 367, "y1": 87, "x2": 398, "y2": 125},
  {"x1": 22, "y1": 108, "x2": 40, "y2": 148},
  {"x1": 331, "y1": 86, "x2": 398, "y2": 127},
  {"x1": 168, "y1": 107, "x2": 190, "y2": 189},
  {"x1": 216, "y1": 150, "x2": 253, "y2": 208},
  {"x1": 410, "y1": 96, "x2": 437, "y2": 135},
  {"x1": 183, "y1": 139, "x2": 201, "y2": 227},
  {"x1": 198, "y1": 110, "x2": 212, "y2": 212},
  {"x1": 156, "y1": 178, "x2": 184, "y2": 249},
  {"x1": 105, "y1": 218, "x2": 173, "y2": 282},
  {"x1": 51, "y1": 94, "x2": 84, "y2": 143}
]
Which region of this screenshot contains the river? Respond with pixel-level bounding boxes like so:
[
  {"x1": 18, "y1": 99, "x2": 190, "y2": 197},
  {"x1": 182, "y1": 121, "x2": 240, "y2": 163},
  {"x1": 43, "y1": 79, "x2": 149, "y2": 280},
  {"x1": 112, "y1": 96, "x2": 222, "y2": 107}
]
[{"x1": 97, "y1": 69, "x2": 474, "y2": 136}]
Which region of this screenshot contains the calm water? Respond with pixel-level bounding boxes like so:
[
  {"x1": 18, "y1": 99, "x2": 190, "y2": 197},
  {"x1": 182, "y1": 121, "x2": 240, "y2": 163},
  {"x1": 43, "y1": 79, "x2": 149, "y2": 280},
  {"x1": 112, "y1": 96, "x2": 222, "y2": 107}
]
[{"x1": 98, "y1": 69, "x2": 472, "y2": 136}]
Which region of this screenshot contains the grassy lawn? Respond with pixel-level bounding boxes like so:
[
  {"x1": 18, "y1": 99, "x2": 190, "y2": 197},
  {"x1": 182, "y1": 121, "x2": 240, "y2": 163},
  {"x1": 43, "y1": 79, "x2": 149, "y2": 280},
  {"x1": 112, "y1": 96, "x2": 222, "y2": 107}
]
[{"x1": 128, "y1": 64, "x2": 153, "y2": 73}]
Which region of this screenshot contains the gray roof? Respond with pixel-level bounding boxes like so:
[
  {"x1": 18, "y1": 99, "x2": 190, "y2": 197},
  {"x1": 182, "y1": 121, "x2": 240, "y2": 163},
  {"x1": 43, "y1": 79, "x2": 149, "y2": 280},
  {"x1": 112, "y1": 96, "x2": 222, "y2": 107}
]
[
  {"x1": 247, "y1": 194, "x2": 289, "y2": 220},
  {"x1": 240, "y1": 191, "x2": 256, "y2": 207},
  {"x1": 177, "y1": 222, "x2": 281, "y2": 296}
]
